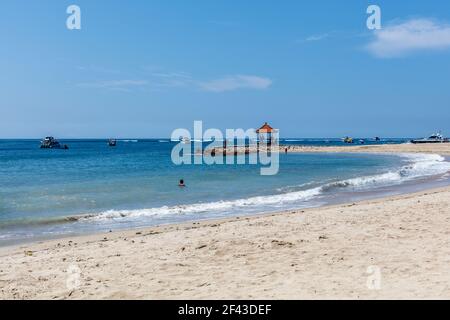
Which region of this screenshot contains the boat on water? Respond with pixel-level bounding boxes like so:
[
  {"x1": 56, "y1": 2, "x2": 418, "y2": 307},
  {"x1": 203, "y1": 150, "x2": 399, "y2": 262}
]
[
  {"x1": 180, "y1": 137, "x2": 191, "y2": 144},
  {"x1": 40, "y1": 137, "x2": 68, "y2": 149},
  {"x1": 342, "y1": 136, "x2": 354, "y2": 144},
  {"x1": 108, "y1": 139, "x2": 117, "y2": 147},
  {"x1": 411, "y1": 132, "x2": 449, "y2": 144}
]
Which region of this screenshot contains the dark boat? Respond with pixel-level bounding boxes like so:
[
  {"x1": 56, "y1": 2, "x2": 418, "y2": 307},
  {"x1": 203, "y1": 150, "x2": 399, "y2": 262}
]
[
  {"x1": 411, "y1": 133, "x2": 449, "y2": 144},
  {"x1": 40, "y1": 137, "x2": 68, "y2": 149},
  {"x1": 108, "y1": 139, "x2": 117, "y2": 147}
]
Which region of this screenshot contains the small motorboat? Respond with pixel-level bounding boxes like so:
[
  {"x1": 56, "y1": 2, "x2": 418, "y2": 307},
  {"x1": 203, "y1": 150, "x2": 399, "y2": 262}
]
[
  {"x1": 342, "y1": 136, "x2": 354, "y2": 144},
  {"x1": 411, "y1": 132, "x2": 449, "y2": 144},
  {"x1": 40, "y1": 137, "x2": 68, "y2": 149},
  {"x1": 359, "y1": 139, "x2": 365, "y2": 144},
  {"x1": 108, "y1": 139, "x2": 117, "y2": 147},
  {"x1": 180, "y1": 137, "x2": 191, "y2": 144}
]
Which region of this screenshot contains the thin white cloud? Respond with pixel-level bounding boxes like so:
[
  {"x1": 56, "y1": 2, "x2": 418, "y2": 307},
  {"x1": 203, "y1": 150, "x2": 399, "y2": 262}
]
[
  {"x1": 77, "y1": 80, "x2": 149, "y2": 91},
  {"x1": 304, "y1": 33, "x2": 329, "y2": 42},
  {"x1": 199, "y1": 75, "x2": 272, "y2": 92},
  {"x1": 149, "y1": 71, "x2": 194, "y2": 88},
  {"x1": 366, "y1": 18, "x2": 450, "y2": 58},
  {"x1": 77, "y1": 71, "x2": 272, "y2": 93}
]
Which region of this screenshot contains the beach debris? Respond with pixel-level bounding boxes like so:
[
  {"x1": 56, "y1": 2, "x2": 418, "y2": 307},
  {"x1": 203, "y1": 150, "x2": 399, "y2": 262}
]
[
  {"x1": 196, "y1": 244, "x2": 207, "y2": 250},
  {"x1": 136, "y1": 232, "x2": 142, "y2": 235},
  {"x1": 319, "y1": 235, "x2": 328, "y2": 240},
  {"x1": 175, "y1": 263, "x2": 187, "y2": 267},
  {"x1": 198, "y1": 282, "x2": 210, "y2": 287},
  {"x1": 24, "y1": 250, "x2": 33, "y2": 256},
  {"x1": 271, "y1": 240, "x2": 294, "y2": 247},
  {"x1": 144, "y1": 231, "x2": 161, "y2": 236}
]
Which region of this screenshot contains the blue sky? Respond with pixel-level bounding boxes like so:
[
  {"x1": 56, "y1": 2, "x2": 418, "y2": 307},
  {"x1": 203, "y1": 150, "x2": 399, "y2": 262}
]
[{"x1": 1, "y1": 0, "x2": 450, "y2": 138}]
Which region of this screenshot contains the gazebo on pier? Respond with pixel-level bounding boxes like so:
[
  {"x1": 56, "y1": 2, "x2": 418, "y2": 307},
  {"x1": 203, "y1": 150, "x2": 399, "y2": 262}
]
[{"x1": 256, "y1": 122, "x2": 278, "y2": 147}]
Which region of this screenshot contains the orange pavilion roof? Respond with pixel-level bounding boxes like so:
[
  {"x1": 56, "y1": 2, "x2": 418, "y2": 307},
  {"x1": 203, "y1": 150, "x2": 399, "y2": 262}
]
[{"x1": 256, "y1": 122, "x2": 276, "y2": 133}]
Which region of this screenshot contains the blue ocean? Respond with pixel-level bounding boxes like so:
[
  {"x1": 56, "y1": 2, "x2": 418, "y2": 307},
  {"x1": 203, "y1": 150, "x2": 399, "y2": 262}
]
[{"x1": 1, "y1": 138, "x2": 450, "y2": 245}]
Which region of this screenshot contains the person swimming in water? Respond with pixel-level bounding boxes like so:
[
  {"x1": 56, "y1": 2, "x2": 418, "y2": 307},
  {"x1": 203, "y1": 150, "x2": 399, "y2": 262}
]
[{"x1": 178, "y1": 179, "x2": 186, "y2": 187}]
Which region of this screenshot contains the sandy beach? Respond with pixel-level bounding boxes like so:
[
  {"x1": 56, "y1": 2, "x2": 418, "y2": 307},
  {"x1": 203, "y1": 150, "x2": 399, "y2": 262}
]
[
  {"x1": 283, "y1": 142, "x2": 450, "y2": 155},
  {"x1": 1, "y1": 143, "x2": 450, "y2": 300},
  {"x1": 206, "y1": 141, "x2": 450, "y2": 156}
]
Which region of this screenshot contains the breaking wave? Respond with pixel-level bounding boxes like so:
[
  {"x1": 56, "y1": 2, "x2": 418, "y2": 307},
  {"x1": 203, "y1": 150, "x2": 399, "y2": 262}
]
[{"x1": 81, "y1": 153, "x2": 450, "y2": 222}]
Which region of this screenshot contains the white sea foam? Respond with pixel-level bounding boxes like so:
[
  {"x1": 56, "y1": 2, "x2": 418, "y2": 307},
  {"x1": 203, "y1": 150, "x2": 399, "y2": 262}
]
[
  {"x1": 83, "y1": 187, "x2": 322, "y2": 222},
  {"x1": 323, "y1": 153, "x2": 450, "y2": 191},
  {"x1": 84, "y1": 153, "x2": 450, "y2": 222}
]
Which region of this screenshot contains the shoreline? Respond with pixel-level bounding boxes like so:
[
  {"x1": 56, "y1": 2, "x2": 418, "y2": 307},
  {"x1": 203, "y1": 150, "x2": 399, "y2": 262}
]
[
  {"x1": 282, "y1": 143, "x2": 450, "y2": 155},
  {"x1": 1, "y1": 185, "x2": 450, "y2": 299},
  {"x1": 2, "y1": 143, "x2": 450, "y2": 299},
  {"x1": 1, "y1": 146, "x2": 449, "y2": 248},
  {"x1": 204, "y1": 142, "x2": 450, "y2": 156}
]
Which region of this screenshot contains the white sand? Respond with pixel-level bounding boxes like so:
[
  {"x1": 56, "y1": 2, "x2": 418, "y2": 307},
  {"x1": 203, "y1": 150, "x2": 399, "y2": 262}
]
[
  {"x1": 208, "y1": 141, "x2": 450, "y2": 156},
  {"x1": 282, "y1": 142, "x2": 450, "y2": 155},
  {"x1": 1, "y1": 143, "x2": 450, "y2": 299}
]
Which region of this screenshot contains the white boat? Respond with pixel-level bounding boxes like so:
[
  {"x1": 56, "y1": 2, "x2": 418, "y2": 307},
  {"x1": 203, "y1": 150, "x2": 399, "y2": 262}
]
[
  {"x1": 180, "y1": 137, "x2": 191, "y2": 144},
  {"x1": 411, "y1": 132, "x2": 449, "y2": 144}
]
